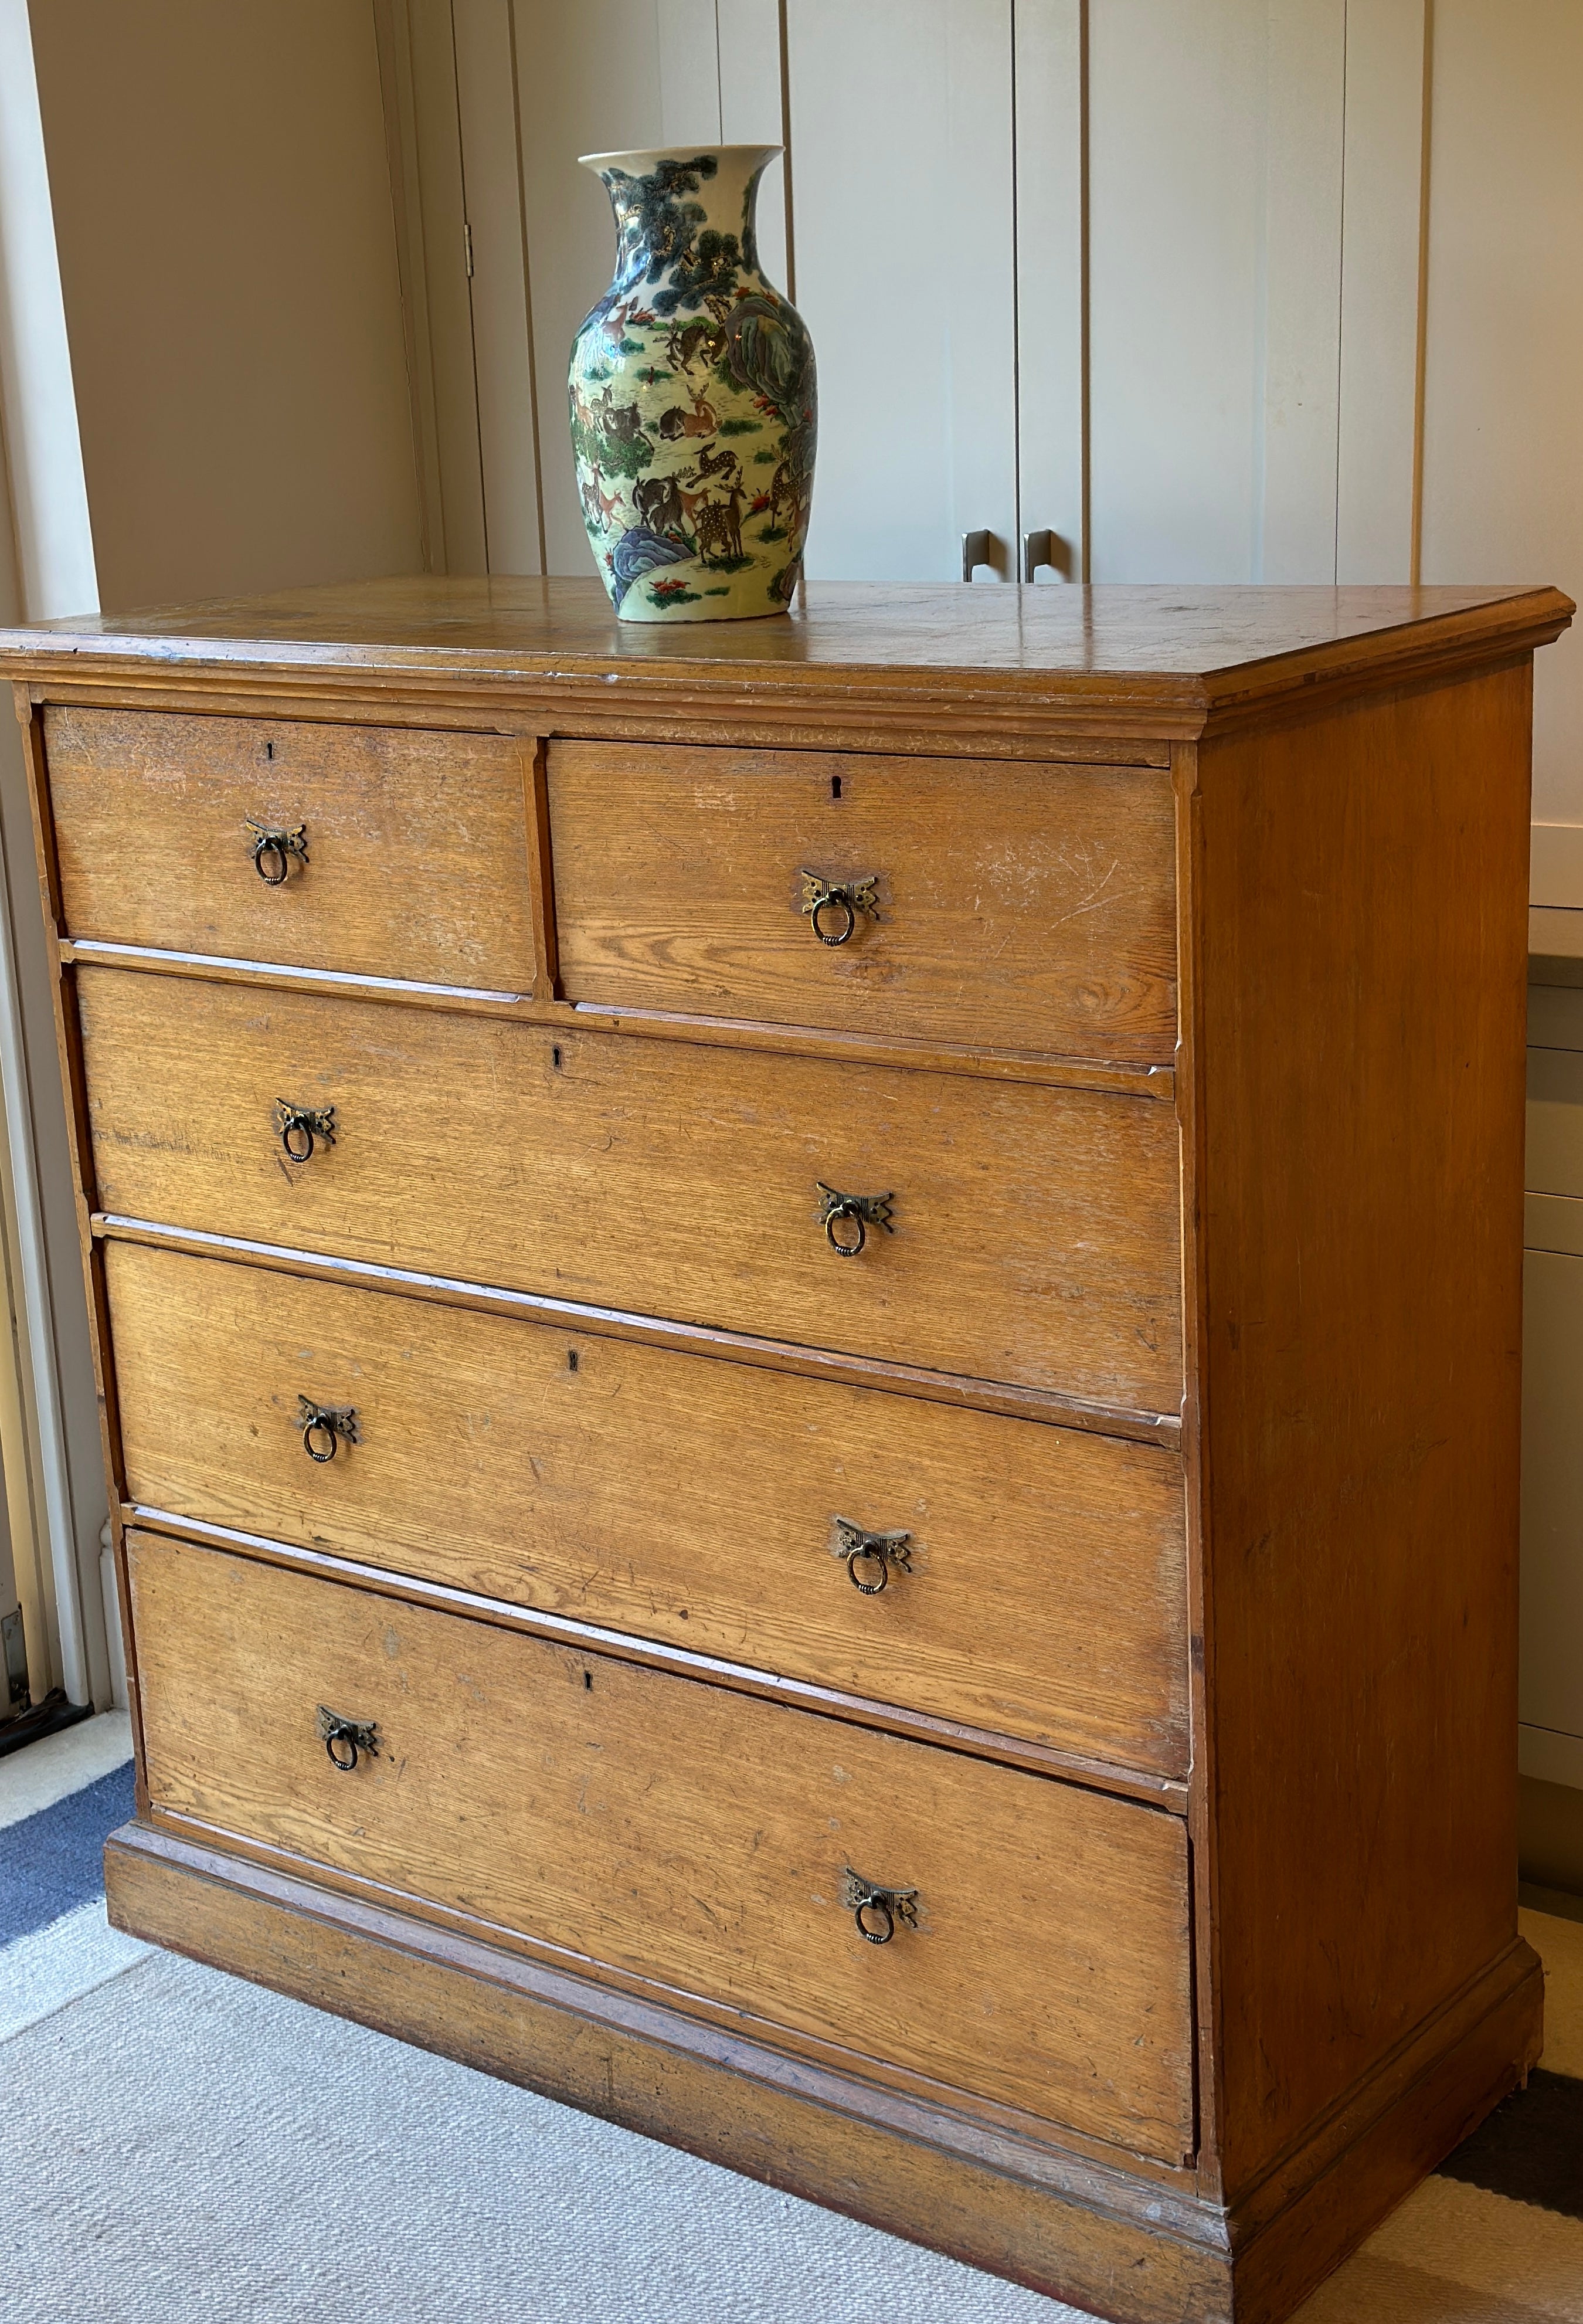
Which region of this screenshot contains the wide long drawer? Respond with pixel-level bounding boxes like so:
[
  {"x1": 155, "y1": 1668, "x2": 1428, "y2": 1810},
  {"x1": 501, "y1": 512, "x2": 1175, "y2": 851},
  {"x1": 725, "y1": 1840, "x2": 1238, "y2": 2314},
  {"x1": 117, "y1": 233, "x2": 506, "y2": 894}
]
[
  {"x1": 128, "y1": 1530, "x2": 1196, "y2": 2160},
  {"x1": 79, "y1": 969, "x2": 1184, "y2": 1412},
  {"x1": 107, "y1": 1242, "x2": 1190, "y2": 1772},
  {"x1": 548, "y1": 742, "x2": 1177, "y2": 1060},
  {"x1": 43, "y1": 707, "x2": 538, "y2": 992}
]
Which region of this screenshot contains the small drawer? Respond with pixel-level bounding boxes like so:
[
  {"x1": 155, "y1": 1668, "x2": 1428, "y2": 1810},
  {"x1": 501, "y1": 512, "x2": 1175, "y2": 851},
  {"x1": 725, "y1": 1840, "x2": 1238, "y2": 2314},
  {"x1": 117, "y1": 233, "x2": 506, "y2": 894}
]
[
  {"x1": 128, "y1": 1531, "x2": 1196, "y2": 2160},
  {"x1": 43, "y1": 707, "x2": 537, "y2": 991},
  {"x1": 79, "y1": 968, "x2": 1184, "y2": 1414},
  {"x1": 547, "y1": 741, "x2": 1177, "y2": 1060},
  {"x1": 107, "y1": 1243, "x2": 1190, "y2": 1775}
]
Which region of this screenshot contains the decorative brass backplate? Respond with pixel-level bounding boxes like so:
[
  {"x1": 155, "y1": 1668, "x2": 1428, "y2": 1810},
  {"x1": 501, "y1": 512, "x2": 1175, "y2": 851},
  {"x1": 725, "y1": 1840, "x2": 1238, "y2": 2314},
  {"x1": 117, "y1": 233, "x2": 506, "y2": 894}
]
[
  {"x1": 273, "y1": 1100, "x2": 336, "y2": 1164},
  {"x1": 316, "y1": 1705, "x2": 378, "y2": 1773},
  {"x1": 799, "y1": 870, "x2": 880, "y2": 945},
  {"x1": 246, "y1": 819, "x2": 309, "y2": 884},
  {"x1": 815, "y1": 1182, "x2": 895, "y2": 1257},
  {"x1": 298, "y1": 1396, "x2": 359, "y2": 1463},
  {"x1": 830, "y1": 1517, "x2": 913, "y2": 1594},
  {"x1": 840, "y1": 1866, "x2": 920, "y2": 1945}
]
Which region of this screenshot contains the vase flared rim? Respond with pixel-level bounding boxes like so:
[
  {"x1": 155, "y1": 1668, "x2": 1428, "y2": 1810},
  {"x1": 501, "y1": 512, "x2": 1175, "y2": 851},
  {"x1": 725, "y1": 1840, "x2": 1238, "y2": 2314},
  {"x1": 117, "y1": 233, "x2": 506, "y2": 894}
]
[{"x1": 578, "y1": 143, "x2": 782, "y2": 174}]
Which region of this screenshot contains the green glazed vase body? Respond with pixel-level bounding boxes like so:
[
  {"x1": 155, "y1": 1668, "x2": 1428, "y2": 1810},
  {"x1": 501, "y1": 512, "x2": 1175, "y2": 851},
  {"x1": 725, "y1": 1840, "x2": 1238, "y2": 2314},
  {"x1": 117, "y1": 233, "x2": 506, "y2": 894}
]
[{"x1": 570, "y1": 144, "x2": 817, "y2": 622}]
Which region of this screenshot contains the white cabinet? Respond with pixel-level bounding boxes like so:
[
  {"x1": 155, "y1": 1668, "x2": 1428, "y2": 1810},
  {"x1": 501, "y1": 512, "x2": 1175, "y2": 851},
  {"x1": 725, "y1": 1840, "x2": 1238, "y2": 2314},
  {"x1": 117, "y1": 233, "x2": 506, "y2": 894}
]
[
  {"x1": 420, "y1": 0, "x2": 1582, "y2": 785},
  {"x1": 1522, "y1": 984, "x2": 1583, "y2": 1792},
  {"x1": 441, "y1": 1, "x2": 1439, "y2": 592},
  {"x1": 785, "y1": 1, "x2": 1018, "y2": 582}
]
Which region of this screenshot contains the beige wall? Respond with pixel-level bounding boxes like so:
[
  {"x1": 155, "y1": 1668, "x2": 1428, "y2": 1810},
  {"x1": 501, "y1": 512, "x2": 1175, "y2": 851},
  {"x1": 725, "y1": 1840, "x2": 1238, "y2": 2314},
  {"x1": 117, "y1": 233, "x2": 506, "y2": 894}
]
[{"x1": 29, "y1": 0, "x2": 422, "y2": 610}]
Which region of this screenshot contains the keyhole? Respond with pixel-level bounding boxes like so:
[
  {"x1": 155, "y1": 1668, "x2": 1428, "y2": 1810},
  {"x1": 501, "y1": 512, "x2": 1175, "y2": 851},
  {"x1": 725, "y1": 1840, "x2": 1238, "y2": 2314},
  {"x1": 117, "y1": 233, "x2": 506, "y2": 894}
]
[
  {"x1": 566, "y1": 1348, "x2": 579, "y2": 1372},
  {"x1": 583, "y1": 1670, "x2": 593, "y2": 1690},
  {"x1": 830, "y1": 775, "x2": 842, "y2": 800},
  {"x1": 264, "y1": 740, "x2": 274, "y2": 761},
  {"x1": 551, "y1": 1045, "x2": 562, "y2": 1070}
]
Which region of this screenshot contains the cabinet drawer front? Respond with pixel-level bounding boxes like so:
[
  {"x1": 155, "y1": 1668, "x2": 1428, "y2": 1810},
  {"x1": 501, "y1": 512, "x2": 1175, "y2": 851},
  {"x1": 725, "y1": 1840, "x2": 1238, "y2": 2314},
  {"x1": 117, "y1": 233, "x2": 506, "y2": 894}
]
[
  {"x1": 548, "y1": 742, "x2": 1177, "y2": 1060},
  {"x1": 128, "y1": 1531, "x2": 1195, "y2": 2159},
  {"x1": 108, "y1": 1243, "x2": 1190, "y2": 1773},
  {"x1": 43, "y1": 707, "x2": 536, "y2": 991},
  {"x1": 80, "y1": 969, "x2": 1184, "y2": 1412}
]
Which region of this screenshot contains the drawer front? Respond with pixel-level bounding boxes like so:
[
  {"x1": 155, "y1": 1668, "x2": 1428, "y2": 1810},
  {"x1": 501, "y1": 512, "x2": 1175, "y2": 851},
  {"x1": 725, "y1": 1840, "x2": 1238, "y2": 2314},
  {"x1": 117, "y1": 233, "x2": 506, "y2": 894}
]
[
  {"x1": 43, "y1": 707, "x2": 537, "y2": 991},
  {"x1": 128, "y1": 1531, "x2": 1195, "y2": 2159},
  {"x1": 107, "y1": 1243, "x2": 1190, "y2": 1773},
  {"x1": 80, "y1": 969, "x2": 1184, "y2": 1412},
  {"x1": 548, "y1": 742, "x2": 1177, "y2": 1059}
]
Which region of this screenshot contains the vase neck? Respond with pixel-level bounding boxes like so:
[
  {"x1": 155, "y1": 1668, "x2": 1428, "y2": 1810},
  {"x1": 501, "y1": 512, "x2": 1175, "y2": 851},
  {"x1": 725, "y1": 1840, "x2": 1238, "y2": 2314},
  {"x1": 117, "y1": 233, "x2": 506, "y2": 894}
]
[{"x1": 585, "y1": 145, "x2": 778, "y2": 314}]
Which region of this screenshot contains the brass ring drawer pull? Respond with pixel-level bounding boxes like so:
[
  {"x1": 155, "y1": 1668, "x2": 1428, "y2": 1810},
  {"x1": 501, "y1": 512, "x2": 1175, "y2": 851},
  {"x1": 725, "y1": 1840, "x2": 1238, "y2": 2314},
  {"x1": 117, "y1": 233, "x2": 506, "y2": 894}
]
[
  {"x1": 246, "y1": 819, "x2": 309, "y2": 885},
  {"x1": 841, "y1": 1867, "x2": 919, "y2": 1946},
  {"x1": 800, "y1": 870, "x2": 879, "y2": 946},
  {"x1": 816, "y1": 1182, "x2": 895, "y2": 1258},
  {"x1": 299, "y1": 1396, "x2": 359, "y2": 1463},
  {"x1": 317, "y1": 1705, "x2": 378, "y2": 1773},
  {"x1": 274, "y1": 1100, "x2": 335, "y2": 1165},
  {"x1": 833, "y1": 1517, "x2": 912, "y2": 1594}
]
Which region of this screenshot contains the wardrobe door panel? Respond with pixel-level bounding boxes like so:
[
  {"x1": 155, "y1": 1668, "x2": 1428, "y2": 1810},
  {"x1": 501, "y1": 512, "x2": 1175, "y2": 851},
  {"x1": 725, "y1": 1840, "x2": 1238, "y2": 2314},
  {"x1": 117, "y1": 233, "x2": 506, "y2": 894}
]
[{"x1": 786, "y1": 0, "x2": 1018, "y2": 583}]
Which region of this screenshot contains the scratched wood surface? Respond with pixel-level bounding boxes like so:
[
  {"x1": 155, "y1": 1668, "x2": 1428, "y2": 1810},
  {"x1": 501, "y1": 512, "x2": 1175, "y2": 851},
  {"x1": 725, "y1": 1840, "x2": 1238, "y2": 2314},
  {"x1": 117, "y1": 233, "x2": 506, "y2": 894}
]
[
  {"x1": 1, "y1": 575, "x2": 1565, "y2": 694},
  {"x1": 128, "y1": 1529, "x2": 1196, "y2": 2162},
  {"x1": 1190, "y1": 664, "x2": 1542, "y2": 2198},
  {"x1": 15, "y1": 575, "x2": 1574, "y2": 2323},
  {"x1": 43, "y1": 705, "x2": 537, "y2": 991},
  {"x1": 78, "y1": 968, "x2": 1184, "y2": 1413},
  {"x1": 548, "y1": 741, "x2": 1177, "y2": 1058},
  {"x1": 106, "y1": 1240, "x2": 1190, "y2": 1772}
]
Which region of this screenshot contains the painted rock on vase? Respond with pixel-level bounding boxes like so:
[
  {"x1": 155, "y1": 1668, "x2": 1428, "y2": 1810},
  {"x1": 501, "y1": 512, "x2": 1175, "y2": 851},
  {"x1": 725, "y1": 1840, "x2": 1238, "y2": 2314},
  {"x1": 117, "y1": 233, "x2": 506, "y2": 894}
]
[{"x1": 570, "y1": 144, "x2": 817, "y2": 623}]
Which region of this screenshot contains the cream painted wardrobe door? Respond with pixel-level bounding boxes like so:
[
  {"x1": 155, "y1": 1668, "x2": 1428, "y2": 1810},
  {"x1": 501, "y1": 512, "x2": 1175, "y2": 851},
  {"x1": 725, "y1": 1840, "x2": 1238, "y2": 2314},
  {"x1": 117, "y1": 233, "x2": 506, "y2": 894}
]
[
  {"x1": 1520, "y1": 1244, "x2": 1583, "y2": 1781},
  {"x1": 1523, "y1": 1009, "x2": 1583, "y2": 1789},
  {"x1": 785, "y1": 0, "x2": 1018, "y2": 583}
]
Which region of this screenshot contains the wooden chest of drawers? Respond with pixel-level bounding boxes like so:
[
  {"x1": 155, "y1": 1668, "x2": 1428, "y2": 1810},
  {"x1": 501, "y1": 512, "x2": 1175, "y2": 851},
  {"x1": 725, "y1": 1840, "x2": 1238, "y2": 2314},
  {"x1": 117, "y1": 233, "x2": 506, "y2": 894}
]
[{"x1": 3, "y1": 576, "x2": 1571, "y2": 2323}]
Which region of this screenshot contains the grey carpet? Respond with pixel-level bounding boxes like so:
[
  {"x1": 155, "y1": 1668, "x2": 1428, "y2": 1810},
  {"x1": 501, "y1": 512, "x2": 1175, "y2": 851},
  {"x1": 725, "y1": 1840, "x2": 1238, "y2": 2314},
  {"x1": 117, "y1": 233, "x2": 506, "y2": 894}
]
[{"x1": 9, "y1": 1943, "x2": 1075, "y2": 2324}]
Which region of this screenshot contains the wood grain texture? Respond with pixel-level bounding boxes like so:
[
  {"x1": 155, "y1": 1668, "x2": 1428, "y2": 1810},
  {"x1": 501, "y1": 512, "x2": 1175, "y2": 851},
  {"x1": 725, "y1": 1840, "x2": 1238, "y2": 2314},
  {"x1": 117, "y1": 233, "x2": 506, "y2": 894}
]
[
  {"x1": 95, "y1": 1215, "x2": 1183, "y2": 1447},
  {"x1": 127, "y1": 1530, "x2": 1196, "y2": 2162},
  {"x1": 10, "y1": 578, "x2": 1570, "y2": 2324},
  {"x1": 43, "y1": 705, "x2": 536, "y2": 991},
  {"x1": 0, "y1": 582, "x2": 1570, "y2": 759},
  {"x1": 106, "y1": 1823, "x2": 1235, "y2": 2321},
  {"x1": 77, "y1": 968, "x2": 1184, "y2": 1412},
  {"x1": 118, "y1": 1510, "x2": 1190, "y2": 1810},
  {"x1": 0, "y1": 574, "x2": 1564, "y2": 691},
  {"x1": 1189, "y1": 664, "x2": 1535, "y2": 2198},
  {"x1": 102, "y1": 1824, "x2": 1544, "y2": 2324},
  {"x1": 62, "y1": 935, "x2": 1176, "y2": 1099},
  {"x1": 548, "y1": 741, "x2": 1176, "y2": 1060},
  {"x1": 1229, "y1": 1943, "x2": 1542, "y2": 2320},
  {"x1": 13, "y1": 690, "x2": 151, "y2": 1813},
  {"x1": 104, "y1": 1240, "x2": 1189, "y2": 1773}
]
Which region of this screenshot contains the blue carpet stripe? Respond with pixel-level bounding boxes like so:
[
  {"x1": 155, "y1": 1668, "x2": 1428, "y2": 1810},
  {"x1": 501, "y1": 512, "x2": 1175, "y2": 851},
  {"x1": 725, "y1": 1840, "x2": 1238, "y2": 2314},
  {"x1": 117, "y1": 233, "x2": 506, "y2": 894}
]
[{"x1": 0, "y1": 1760, "x2": 135, "y2": 1944}]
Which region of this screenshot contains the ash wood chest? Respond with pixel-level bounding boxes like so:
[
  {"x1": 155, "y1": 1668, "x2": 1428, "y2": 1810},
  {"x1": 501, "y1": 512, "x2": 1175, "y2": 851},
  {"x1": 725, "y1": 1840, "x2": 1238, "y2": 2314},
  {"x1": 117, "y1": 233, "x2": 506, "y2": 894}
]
[{"x1": 4, "y1": 577, "x2": 1571, "y2": 2323}]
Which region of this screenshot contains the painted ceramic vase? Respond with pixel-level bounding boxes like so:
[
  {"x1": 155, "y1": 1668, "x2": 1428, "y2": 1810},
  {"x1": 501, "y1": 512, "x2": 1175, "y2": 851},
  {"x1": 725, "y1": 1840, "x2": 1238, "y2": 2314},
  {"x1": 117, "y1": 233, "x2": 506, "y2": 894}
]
[{"x1": 570, "y1": 144, "x2": 816, "y2": 622}]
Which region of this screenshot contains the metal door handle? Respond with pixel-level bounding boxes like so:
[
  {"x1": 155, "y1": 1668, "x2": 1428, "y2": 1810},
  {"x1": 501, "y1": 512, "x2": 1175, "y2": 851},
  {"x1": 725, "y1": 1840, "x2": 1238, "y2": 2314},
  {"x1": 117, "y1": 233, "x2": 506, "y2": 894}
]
[
  {"x1": 317, "y1": 1706, "x2": 378, "y2": 1772},
  {"x1": 299, "y1": 1396, "x2": 359, "y2": 1462},
  {"x1": 961, "y1": 529, "x2": 999, "y2": 582},
  {"x1": 274, "y1": 1100, "x2": 336, "y2": 1165},
  {"x1": 1023, "y1": 528, "x2": 1071, "y2": 582},
  {"x1": 816, "y1": 1183, "x2": 895, "y2": 1257},
  {"x1": 841, "y1": 1867, "x2": 919, "y2": 1944},
  {"x1": 800, "y1": 870, "x2": 879, "y2": 945},
  {"x1": 247, "y1": 820, "x2": 308, "y2": 884},
  {"x1": 831, "y1": 1518, "x2": 913, "y2": 1594}
]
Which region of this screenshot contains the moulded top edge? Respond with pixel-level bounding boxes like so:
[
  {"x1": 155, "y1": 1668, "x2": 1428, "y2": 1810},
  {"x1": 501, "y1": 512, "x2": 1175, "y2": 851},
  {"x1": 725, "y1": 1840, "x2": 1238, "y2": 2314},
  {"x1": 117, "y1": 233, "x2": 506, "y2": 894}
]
[{"x1": 0, "y1": 579, "x2": 1570, "y2": 713}]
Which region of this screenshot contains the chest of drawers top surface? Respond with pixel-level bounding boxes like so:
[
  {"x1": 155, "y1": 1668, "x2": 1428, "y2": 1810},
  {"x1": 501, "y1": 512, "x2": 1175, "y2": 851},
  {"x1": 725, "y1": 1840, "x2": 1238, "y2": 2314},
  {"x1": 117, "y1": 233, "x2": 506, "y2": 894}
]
[
  {"x1": 3, "y1": 571, "x2": 1562, "y2": 688},
  {"x1": 3, "y1": 577, "x2": 1571, "y2": 2324}
]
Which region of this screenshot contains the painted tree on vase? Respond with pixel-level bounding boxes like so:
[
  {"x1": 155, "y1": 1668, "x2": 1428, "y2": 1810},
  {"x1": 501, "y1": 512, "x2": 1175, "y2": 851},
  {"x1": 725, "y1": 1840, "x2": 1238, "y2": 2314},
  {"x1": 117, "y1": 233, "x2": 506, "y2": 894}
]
[{"x1": 569, "y1": 145, "x2": 817, "y2": 622}]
